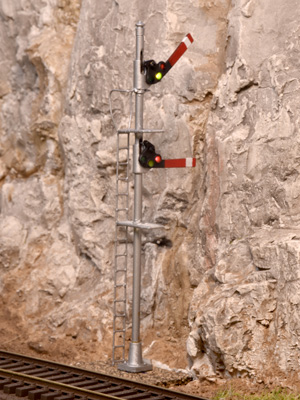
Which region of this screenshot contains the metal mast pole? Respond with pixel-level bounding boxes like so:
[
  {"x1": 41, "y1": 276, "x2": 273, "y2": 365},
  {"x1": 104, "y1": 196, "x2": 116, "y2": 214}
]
[{"x1": 118, "y1": 21, "x2": 152, "y2": 373}]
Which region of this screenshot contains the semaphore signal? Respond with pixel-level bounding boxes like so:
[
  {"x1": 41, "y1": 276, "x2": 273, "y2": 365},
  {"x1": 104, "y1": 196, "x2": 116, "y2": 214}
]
[
  {"x1": 139, "y1": 139, "x2": 196, "y2": 169},
  {"x1": 144, "y1": 33, "x2": 194, "y2": 85}
]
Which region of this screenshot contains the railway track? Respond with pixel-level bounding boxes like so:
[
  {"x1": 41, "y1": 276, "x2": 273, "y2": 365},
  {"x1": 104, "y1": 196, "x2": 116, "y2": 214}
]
[{"x1": 0, "y1": 351, "x2": 205, "y2": 400}]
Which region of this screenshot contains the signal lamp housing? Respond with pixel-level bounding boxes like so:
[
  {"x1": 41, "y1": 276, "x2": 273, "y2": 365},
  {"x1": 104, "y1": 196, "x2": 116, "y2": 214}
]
[{"x1": 139, "y1": 140, "x2": 162, "y2": 168}]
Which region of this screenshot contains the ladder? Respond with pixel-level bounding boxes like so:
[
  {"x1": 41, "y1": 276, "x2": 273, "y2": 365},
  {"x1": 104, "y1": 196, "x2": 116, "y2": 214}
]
[{"x1": 112, "y1": 129, "x2": 130, "y2": 365}]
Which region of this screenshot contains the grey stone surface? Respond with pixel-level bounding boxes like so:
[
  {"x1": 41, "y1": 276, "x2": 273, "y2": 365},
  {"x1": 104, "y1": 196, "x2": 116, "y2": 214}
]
[
  {"x1": 187, "y1": 0, "x2": 300, "y2": 379},
  {"x1": 0, "y1": 0, "x2": 300, "y2": 381}
]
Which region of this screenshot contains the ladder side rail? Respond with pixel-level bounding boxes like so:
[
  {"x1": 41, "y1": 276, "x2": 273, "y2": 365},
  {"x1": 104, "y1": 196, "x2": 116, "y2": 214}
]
[
  {"x1": 113, "y1": 130, "x2": 121, "y2": 364},
  {"x1": 112, "y1": 131, "x2": 130, "y2": 365},
  {"x1": 113, "y1": 130, "x2": 122, "y2": 364}
]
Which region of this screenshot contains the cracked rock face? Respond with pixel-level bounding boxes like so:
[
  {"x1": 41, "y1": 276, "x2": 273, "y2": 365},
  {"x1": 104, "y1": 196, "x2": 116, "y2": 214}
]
[
  {"x1": 187, "y1": 0, "x2": 300, "y2": 379},
  {"x1": 0, "y1": 0, "x2": 300, "y2": 380}
]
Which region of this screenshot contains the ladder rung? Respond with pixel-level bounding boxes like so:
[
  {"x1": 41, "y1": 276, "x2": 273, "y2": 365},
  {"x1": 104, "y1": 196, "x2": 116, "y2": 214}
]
[
  {"x1": 115, "y1": 269, "x2": 126, "y2": 272},
  {"x1": 116, "y1": 208, "x2": 129, "y2": 212},
  {"x1": 114, "y1": 314, "x2": 126, "y2": 317},
  {"x1": 117, "y1": 178, "x2": 128, "y2": 181},
  {"x1": 119, "y1": 147, "x2": 129, "y2": 150},
  {"x1": 117, "y1": 193, "x2": 128, "y2": 196},
  {"x1": 114, "y1": 299, "x2": 126, "y2": 303},
  {"x1": 114, "y1": 329, "x2": 125, "y2": 333},
  {"x1": 113, "y1": 345, "x2": 125, "y2": 349},
  {"x1": 117, "y1": 220, "x2": 165, "y2": 230},
  {"x1": 115, "y1": 284, "x2": 126, "y2": 288},
  {"x1": 118, "y1": 129, "x2": 164, "y2": 134},
  {"x1": 115, "y1": 253, "x2": 127, "y2": 257},
  {"x1": 119, "y1": 162, "x2": 128, "y2": 166}
]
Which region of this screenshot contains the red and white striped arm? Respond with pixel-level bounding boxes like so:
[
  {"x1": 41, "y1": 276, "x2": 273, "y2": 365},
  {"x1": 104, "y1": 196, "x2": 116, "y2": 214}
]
[
  {"x1": 155, "y1": 158, "x2": 196, "y2": 168},
  {"x1": 165, "y1": 33, "x2": 194, "y2": 73}
]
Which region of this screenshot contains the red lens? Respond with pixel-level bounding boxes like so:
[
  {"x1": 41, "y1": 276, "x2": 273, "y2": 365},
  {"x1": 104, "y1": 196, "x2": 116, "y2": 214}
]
[
  {"x1": 159, "y1": 62, "x2": 165, "y2": 70},
  {"x1": 155, "y1": 155, "x2": 162, "y2": 163}
]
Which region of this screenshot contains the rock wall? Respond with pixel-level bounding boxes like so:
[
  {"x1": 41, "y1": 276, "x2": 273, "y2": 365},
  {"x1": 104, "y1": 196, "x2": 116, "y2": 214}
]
[
  {"x1": 1, "y1": 0, "x2": 300, "y2": 381},
  {"x1": 187, "y1": 0, "x2": 300, "y2": 381},
  {"x1": 0, "y1": 0, "x2": 112, "y2": 358}
]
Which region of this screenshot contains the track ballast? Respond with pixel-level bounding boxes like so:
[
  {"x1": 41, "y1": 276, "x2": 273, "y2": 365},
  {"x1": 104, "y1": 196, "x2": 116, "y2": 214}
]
[{"x1": 0, "y1": 351, "x2": 206, "y2": 400}]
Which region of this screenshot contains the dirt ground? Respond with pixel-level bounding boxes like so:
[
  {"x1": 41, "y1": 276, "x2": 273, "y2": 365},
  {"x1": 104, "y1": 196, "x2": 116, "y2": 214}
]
[{"x1": 2, "y1": 322, "x2": 300, "y2": 400}]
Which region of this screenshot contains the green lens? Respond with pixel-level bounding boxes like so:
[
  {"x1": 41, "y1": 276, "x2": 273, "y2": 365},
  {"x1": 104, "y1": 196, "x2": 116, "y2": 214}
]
[
  {"x1": 148, "y1": 160, "x2": 154, "y2": 167},
  {"x1": 155, "y1": 72, "x2": 162, "y2": 81}
]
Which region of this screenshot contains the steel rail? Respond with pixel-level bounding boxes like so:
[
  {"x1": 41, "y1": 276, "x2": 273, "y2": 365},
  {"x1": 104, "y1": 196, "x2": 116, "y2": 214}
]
[
  {"x1": 0, "y1": 368, "x2": 120, "y2": 400},
  {"x1": 0, "y1": 351, "x2": 206, "y2": 400}
]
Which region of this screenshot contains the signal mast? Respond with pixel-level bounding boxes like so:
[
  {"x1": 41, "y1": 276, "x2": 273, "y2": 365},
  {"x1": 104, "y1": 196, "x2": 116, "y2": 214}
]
[{"x1": 112, "y1": 21, "x2": 195, "y2": 373}]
